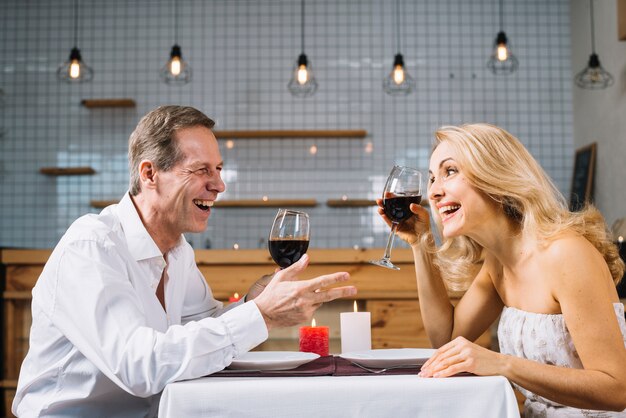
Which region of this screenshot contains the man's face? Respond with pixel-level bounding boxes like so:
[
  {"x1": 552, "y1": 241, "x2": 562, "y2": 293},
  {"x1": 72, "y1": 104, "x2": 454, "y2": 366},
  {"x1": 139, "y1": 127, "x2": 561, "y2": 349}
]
[{"x1": 154, "y1": 125, "x2": 225, "y2": 237}]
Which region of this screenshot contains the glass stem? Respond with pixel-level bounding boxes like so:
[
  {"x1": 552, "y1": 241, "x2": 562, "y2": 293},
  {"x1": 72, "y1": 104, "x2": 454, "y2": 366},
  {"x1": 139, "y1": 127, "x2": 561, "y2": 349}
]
[{"x1": 381, "y1": 223, "x2": 398, "y2": 260}]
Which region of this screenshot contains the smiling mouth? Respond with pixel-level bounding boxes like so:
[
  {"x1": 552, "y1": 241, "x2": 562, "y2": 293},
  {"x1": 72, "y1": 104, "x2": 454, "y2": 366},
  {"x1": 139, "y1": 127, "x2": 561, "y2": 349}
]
[
  {"x1": 439, "y1": 204, "x2": 460, "y2": 220},
  {"x1": 193, "y1": 199, "x2": 214, "y2": 211}
]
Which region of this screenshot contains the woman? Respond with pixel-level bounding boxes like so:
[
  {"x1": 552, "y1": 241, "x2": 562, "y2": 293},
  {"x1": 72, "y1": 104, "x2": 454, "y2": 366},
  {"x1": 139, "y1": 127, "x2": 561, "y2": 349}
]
[{"x1": 378, "y1": 123, "x2": 626, "y2": 417}]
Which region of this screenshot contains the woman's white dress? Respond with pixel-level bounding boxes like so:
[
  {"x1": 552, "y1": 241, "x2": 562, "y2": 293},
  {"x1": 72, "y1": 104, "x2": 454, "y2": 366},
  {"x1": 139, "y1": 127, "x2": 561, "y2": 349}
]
[{"x1": 498, "y1": 303, "x2": 626, "y2": 417}]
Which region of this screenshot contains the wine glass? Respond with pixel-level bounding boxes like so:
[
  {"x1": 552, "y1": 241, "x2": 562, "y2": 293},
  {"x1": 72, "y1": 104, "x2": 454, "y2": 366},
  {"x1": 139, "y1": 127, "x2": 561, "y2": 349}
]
[
  {"x1": 268, "y1": 209, "x2": 310, "y2": 268},
  {"x1": 370, "y1": 165, "x2": 423, "y2": 270}
]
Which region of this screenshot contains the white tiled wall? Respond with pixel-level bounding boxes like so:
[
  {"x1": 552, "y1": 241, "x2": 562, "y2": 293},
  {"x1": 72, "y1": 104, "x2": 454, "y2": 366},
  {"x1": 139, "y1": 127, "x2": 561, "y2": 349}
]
[{"x1": 0, "y1": 0, "x2": 573, "y2": 249}]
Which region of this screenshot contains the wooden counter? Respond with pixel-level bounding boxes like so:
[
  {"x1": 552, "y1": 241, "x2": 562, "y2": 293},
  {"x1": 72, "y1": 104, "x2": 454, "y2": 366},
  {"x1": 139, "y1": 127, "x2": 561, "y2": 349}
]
[{"x1": 0, "y1": 248, "x2": 489, "y2": 416}]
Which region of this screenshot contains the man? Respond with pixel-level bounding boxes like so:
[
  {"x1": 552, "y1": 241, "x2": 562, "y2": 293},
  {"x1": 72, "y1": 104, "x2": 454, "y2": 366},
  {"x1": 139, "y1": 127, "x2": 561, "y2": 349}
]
[{"x1": 13, "y1": 106, "x2": 356, "y2": 417}]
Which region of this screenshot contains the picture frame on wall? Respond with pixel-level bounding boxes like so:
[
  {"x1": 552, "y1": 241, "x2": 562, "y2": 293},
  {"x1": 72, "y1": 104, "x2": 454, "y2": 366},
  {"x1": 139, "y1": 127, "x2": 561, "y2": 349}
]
[{"x1": 569, "y1": 142, "x2": 597, "y2": 212}]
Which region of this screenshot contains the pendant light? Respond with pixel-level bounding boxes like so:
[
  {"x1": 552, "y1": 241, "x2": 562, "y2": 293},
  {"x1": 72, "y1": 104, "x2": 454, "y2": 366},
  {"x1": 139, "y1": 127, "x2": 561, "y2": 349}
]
[
  {"x1": 574, "y1": 0, "x2": 613, "y2": 89},
  {"x1": 160, "y1": 0, "x2": 192, "y2": 85},
  {"x1": 287, "y1": 0, "x2": 318, "y2": 97},
  {"x1": 487, "y1": 0, "x2": 518, "y2": 75},
  {"x1": 383, "y1": 0, "x2": 414, "y2": 96},
  {"x1": 57, "y1": 0, "x2": 93, "y2": 83}
]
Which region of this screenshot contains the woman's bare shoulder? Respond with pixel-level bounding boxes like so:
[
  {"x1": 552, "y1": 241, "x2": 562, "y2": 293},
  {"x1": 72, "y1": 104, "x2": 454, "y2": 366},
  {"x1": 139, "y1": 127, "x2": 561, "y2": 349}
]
[
  {"x1": 541, "y1": 232, "x2": 599, "y2": 259},
  {"x1": 540, "y1": 233, "x2": 612, "y2": 291}
]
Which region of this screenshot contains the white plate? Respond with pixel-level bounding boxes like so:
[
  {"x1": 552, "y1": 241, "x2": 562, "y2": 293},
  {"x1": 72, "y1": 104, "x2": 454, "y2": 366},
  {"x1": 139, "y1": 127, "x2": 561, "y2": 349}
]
[
  {"x1": 339, "y1": 348, "x2": 436, "y2": 368},
  {"x1": 228, "y1": 351, "x2": 320, "y2": 371}
]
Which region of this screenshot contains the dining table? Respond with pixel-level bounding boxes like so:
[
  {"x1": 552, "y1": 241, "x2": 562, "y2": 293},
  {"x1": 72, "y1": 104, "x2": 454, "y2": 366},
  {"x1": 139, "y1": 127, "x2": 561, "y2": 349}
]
[{"x1": 157, "y1": 355, "x2": 520, "y2": 418}]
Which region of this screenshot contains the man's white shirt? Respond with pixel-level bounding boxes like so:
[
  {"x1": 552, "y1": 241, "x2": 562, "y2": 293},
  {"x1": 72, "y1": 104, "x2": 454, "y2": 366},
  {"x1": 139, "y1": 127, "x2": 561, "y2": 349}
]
[{"x1": 13, "y1": 192, "x2": 268, "y2": 417}]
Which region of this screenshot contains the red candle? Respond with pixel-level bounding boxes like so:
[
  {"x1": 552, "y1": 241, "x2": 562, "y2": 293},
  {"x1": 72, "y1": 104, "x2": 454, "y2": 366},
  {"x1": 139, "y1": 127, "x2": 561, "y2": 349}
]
[
  {"x1": 299, "y1": 318, "x2": 329, "y2": 356},
  {"x1": 229, "y1": 292, "x2": 241, "y2": 303}
]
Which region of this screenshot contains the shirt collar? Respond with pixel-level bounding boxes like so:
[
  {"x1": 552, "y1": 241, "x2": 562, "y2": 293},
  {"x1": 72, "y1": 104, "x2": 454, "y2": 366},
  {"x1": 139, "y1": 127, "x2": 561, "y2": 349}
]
[{"x1": 117, "y1": 191, "x2": 184, "y2": 262}]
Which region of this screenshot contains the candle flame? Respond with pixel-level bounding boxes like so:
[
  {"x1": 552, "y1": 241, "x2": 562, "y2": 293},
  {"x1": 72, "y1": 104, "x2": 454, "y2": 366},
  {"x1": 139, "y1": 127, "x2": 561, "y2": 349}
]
[
  {"x1": 353, "y1": 300, "x2": 358, "y2": 312},
  {"x1": 619, "y1": 236, "x2": 624, "y2": 243},
  {"x1": 311, "y1": 318, "x2": 316, "y2": 327},
  {"x1": 234, "y1": 293, "x2": 239, "y2": 299}
]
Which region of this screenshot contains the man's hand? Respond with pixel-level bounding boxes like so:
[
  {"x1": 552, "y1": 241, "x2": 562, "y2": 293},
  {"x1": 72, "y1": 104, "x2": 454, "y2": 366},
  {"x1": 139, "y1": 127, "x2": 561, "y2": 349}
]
[{"x1": 252, "y1": 254, "x2": 356, "y2": 330}]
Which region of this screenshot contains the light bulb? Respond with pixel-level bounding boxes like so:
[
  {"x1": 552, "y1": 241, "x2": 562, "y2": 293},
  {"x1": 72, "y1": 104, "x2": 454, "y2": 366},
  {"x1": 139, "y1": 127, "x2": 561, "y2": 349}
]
[
  {"x1": 574, "y1": 53, "x2": 614, "y2": 89},
  {"x1": 170, "y1": 56, "x2": 182, "y2": 76},
  {"x1": 497, "y1": 44, "x2": 508, "y2": 61},
  {"x1": 297, "y1": 65, "x2": 309, "y2": 84},
  {"x1": 69, "y1": 60, "x2": 81, "y2": 79},
  {"x1": 57, "y1": 47, "x2": 94, "y2": 83},
  {"x1": 288, "y1": 53, "x2": 317, "y2": 97},
  {"x1": 487, "y1": 32, "x2": 518, "y2": 75},
  {"x1": 160, "y1": 44, "x2": 192, "y2": 85},
  {"x1": 383, "y1": 54, "x2": 414, "y2": 96},
  {"x1": 393, "y1": 65, "x2": 405, "y2": 84}
]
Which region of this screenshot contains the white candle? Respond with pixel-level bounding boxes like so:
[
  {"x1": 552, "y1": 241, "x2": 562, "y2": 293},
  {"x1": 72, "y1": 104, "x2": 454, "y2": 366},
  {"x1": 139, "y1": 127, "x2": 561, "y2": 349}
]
[{"x1": 340, "y1": 301, "x2": 372, "y2": 354}]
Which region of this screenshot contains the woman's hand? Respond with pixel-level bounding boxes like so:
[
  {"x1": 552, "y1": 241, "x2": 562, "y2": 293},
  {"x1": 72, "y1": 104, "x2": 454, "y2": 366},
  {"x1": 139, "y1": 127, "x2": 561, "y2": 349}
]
[
  {"x1": 419, "y1": 336, "x2": 505, "y2": 378},
  {"x1": 376, "y1": 196, "x2": 431, "y2": 246}
]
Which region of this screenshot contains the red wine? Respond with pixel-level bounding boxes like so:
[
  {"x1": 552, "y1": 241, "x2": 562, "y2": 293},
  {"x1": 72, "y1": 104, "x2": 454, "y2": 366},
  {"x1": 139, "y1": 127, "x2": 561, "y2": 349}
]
[
  {"x1": 383, "y1": 195, "x2": 422, "y2": 223},
  {"x1": 268, "y1": 238, "x2": 310, "y2": 268}
]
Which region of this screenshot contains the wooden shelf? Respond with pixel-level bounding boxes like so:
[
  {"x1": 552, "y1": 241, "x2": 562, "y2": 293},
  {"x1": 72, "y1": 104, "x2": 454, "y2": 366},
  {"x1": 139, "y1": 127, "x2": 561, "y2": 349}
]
[
  {"x1": 327, "y1": 198, "x2": 429, "y2": 207},
  {"x1": 214, "y1": 130, "x2": 367, "y2": 139},
  {"x1": 327, "y1": 199, "x2": 376, "y2": 207},
  {"x1": 0, "y1": 380, "x2": 17, "y2": 389},
  {"x1": 91, "y1": 198, "x2": 430, "y2": 209},
  {"x1": 90, "y1": 200, "x2": 117, "y2": 209},
  {"x1": 81, "y1": 99, "x2": 136, "y2": 108},
  {"x1": 40, "y1": 167, "x2": 95, "y2": 176},
  {"x1": 2, "y1": 291, "x2": 32, "y2": 300},
  {"x1": 90, "y1": 198, "x2": 318, "y2": 209},
  {"x1": 213, "y1": 199, "x2": 318, "y2": 208}
]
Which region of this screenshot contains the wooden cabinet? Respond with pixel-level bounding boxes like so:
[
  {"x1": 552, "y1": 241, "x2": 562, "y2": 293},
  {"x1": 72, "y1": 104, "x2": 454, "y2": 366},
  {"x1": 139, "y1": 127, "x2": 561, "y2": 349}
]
[{"x1": 0, "y1": 248, "x2": 490, "y2": 416}]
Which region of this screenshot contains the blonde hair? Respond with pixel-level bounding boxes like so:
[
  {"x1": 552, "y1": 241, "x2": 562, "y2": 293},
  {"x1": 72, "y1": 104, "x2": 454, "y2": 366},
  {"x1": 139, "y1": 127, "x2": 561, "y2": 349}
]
[
  {"x1": 128, "y1": 106, "x2": 215, "y2": 196},
  {"x1": 428, "y1": 123, "x2": 623, "y2": 291}
]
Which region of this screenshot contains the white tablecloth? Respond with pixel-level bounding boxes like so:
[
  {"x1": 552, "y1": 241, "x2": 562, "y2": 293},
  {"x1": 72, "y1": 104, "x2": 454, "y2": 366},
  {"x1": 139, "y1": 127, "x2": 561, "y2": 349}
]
[{"x1": 158, "y1": 374, "x2": 520, "y2": 418}]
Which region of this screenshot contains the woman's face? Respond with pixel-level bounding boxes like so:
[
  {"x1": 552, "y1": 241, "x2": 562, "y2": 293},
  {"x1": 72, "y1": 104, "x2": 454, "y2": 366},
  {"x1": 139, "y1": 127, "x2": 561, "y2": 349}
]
[{"x1": 428, "y1": 140, "x2": 499, "y2": 239}]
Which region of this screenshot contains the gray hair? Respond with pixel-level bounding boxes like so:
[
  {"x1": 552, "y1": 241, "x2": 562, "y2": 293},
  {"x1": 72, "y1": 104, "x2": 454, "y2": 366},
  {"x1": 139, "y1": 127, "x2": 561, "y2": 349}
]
[{"x1": 128, "y1": 105, "x2": 215, "y2": 195}]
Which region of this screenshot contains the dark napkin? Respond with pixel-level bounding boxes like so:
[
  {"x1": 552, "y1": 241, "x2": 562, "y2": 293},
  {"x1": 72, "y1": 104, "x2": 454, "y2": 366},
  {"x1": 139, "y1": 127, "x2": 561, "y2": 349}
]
[
  {"x1": 209, "y1": 355, "x2": 336, "y2": 378},
  {"x1": 208, "y1": 356, "x2": 422, "y2": 378}
]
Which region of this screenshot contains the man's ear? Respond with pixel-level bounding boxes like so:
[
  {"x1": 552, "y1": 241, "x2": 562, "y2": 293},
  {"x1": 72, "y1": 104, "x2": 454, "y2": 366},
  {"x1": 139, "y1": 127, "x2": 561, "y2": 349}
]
[{"x1": 138, "y1": 160, "x2": 157, "y2": 190}]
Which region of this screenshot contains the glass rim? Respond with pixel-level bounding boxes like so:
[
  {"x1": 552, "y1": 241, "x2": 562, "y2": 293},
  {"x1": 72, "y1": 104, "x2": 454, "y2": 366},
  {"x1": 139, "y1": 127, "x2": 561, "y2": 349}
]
[
  {"x1": 391, "y1": 164, "x2": 421, "y2": 173},
  {"x1": 275, "y1": 208, "x2": 309, "y2": 217}
]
